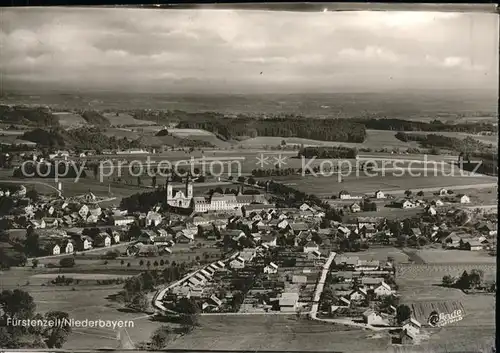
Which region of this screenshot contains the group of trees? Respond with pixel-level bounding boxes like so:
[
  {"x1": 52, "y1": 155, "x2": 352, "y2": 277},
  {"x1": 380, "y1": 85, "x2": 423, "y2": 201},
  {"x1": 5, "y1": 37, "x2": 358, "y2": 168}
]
[
  {"x1": 0, "y1": 289, "x2": 71, "y2": 348},
  {"x1": 298, "y1": 146, "x2": 358, "y2": 159},
  {"x1": 441, "y1": 269, "x2": 493, "y2": 291},
  {"x1": 178, "y1": 117, "x2": 367, "y2": 143},
  {"x1": 20, "y1": 127, "x2": 143, "y2": 151},
  {"x1": 358, "y1": 118, "x2": 497, "y2": 134},
  {"x1": 0, "y1": 105, "x2": 59, "y2": 126}
]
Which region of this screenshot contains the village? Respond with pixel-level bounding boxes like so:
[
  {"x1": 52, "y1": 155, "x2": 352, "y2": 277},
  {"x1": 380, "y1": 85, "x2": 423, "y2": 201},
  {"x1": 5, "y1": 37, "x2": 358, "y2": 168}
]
[{"x1": 0, "y1": 171, "x2": 497, "y2": 348}]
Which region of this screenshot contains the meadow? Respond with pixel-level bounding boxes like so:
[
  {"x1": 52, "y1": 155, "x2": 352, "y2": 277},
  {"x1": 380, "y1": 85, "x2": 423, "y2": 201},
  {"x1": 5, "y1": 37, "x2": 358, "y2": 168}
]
[{"x1": 265, "y1": 171, "x2": 497, "y2": 197}]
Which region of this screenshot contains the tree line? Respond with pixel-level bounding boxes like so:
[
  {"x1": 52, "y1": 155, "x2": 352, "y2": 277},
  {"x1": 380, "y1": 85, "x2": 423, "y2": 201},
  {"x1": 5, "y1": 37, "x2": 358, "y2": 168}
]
[
  {"x1": 178, "y1": 117, "x2": 367, "y2": 143},
  {"x1": 298, "y1": 146, "x2": 358, "y2": 159},
  {"x1": 357, "y1": 118, "x2": 497, "y2": 133}
]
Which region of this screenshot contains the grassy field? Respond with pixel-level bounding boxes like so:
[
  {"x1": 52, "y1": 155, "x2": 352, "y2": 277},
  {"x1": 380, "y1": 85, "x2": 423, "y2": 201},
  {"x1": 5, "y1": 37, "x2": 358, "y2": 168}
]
[
  {"x1": 236, "y1": 129, "x2": 497, "y2": 150},
  {"x1": 103, "y1": 113, "x2": 156, "y2": 126},
  {"x1": 237, "y1": 130, "x2": 419, "y2": 150},
  {"x1": 395, "y1": 247, "x2": 496, "y2": 350},
  {"x1": 53, "y1": 112, "x2": 87, "y2": 128},
  {"x1": 169, "y1": 315, "x2": 388, "y2": 352},
  {"x1": 266, "y1": 171, "x2": 497, "y2": 197}
]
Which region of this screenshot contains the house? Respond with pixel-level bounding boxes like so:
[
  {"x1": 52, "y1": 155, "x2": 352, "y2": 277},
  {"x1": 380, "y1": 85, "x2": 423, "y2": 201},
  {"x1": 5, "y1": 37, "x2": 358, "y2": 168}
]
[
  {"x1": 146, "y1": 211, "x2": 163, "y2": 227},
  {"x1": 88, "y1": 205, "x2": 102, "y2": 217},
  {"x1": 42, "y1": 217, "x2": 59, "y2": 228},
  {"x1": 303, "y1": 241, "x2": 319, "y2": 253},
  {"x1": 260, "y1": 233, "x2": 277, "y2": 247},
  {"x1": 229, "y1": 256, "x2": 245, "y2": 269},
  {"x1": 95, "y1": 233, "x2": 112, "y2": 247},
  {"x1": 299, "y1": 203, "x2": 312, "y2": 211},
  {"x1": 153, "y1": 236, "x2": 172, "y2": 247},
  {"x1": 350, "y1": 203, "x2": 361, "y2": 213},
  {"x1": 288, "y1": 222, "x2": 309, "y2": 234},
  {"x1": 86, "y1": 214, "x2": 98, "y2": 224},
  {"x1": 439, "y1": 188, "x2": 448, "y2": 196},
  {"x1": 176, "y1": 231, "x2": 195, "y2": 244},
  {"x1": 339, "y1": 297, "x2": 351, "y2": 307},
  {"x1": 112, "y1": 231, "x2": 121, "y2": 244},
  {"x1": 78, "y1": 205, "x2": 89, "y2": 218},
  {"x1": 337, "y1": 226, "x2": 351, "y2": 237},
  {"x1": 30, "y1": 219, "x2": 46, "y2": 229},
  {"x1": 339, "y1": 190, "x2": 351, "y2": 200},
  {"x1": 355, "y1": 260, "x2": 380, "y2": 271},
  {"x1": 363, "y1": 309, "x2": 389, "y2": 326},
  {"x1": 426, "y1": 205, "x2": 437, "y2": 216},
  {"x1": 46, "y1": 243, "x2": 61, "y2": 255},
  {"x1": 263, "y1": 262, "x2": 278, "y2": 274},
  {"x1": 78, "y1": 236, "x2": 93, "y2": 250},
  {"x1": 410, "y1": 228, "x2": 422, "y2": 237},
  {"x1": 361, "y1": 277, "x2": 385, "y2": 289},
  {"x1": 394, "y1": 199, "x2": 415, "y2": 209},
  {"x1": 374, "y1": 282, "x2": 393, "y2": 296},
  {"x1": 279, "y1": 292, "x2": 299, "y2": 312},
  {"x1": 308, "y1": 249, "x2": 322, "y2": 260},
  {"x1": 374, "y1": 190, "x2": 386, "y2": 199},
  {"x1": 203, "y1": 295, "x2": 223, "y2": 310},
  {"x1": 113, "y1": 216, "x2": 135, "y2": 226},
  {"x1": 476, "y1": 221, "x2": 497, "y2": 236},
  {"x1": 349, "y1": 288, "x2": 367, "y2": 301},
  {"x1": 335, "y1": 255, "x2": 359, "y2": 270},
  {"x1": 458, "y1": 194, "x2": 470, "y2": 204},
  {"x1": 272, "y1": 219, "x2": 287, "y2": 229},
  {"x1": 402, "y1": 318, "x2": 421, "y2": 338},
  {"x1": 432, "y1": 199, "x2": 444, "y2": 207},
  {"x1": 462, "y1": 239, "x2": 483, "y2": 251}
]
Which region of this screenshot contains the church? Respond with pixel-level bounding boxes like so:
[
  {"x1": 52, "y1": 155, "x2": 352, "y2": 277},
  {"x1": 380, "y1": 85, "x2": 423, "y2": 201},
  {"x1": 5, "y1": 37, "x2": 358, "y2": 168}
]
[{"x1": 165, "y1": 177, "x2": 268, "y2": 213}]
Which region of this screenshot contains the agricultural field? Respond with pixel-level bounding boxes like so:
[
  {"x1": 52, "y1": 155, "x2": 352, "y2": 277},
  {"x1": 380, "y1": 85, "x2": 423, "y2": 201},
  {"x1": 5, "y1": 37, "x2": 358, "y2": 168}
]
[
  {"x1": 395, "y1": 247, "x2": 496, "y2": 351},
  {"x1": 267, "y1": 171, "x2": 497, "y2": 197},
  {"x1": 168, "y1": 315, "x2": 389, "y2": 352},
  {"x1": 237, "y1": 129, "x2": 419, "y2": 150},
  {"x1": 52, "y1": 112, "x2": 87, "y2": 128},
  {"x1": 103, "y1": 113, "x2": 156, "y2": 126}
]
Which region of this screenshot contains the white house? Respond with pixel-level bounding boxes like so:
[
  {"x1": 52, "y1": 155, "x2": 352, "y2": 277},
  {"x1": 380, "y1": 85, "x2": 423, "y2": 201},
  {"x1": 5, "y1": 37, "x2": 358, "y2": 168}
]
[
  {"x1": 229, "y1": 256, "x2": 245, "y2": 269},
  {"x1": 402, "y1": 318, "x2": 421, "y2": 338},
  {"x1": 439, "y1": 188, "x2": 448, "y2": 196},
  {"x1": 263, "y1": 262, "x2": 278, "y2": 274},
  {"x1": 373, "y1": 282, "x2": 393, "y2": 296},
  {"x1": 78, "y1": 205, "x2": 89, "y2": 218},
  {"x1": 426, "y1": 206, "x2": 437, "y2": 216},
  {"x1": 363, "y1": 309, "x2": 389, "y2": 326},
  {"x1": 113, "y1": 216, "x2": 135, "y2": 226},
  {"x1": 374, "y1": 190, "x2": 386, "y2": 199},
  {"x1": 458, "y1": 194, "x2": 470, "y2": 204},
  {"x1": 299, "y1": 203, "x2": 312, "y2": 211},
  {"x1": 349, "y1": 288, "x2": 367, "y2": 301},
  {"x1": 303, "y1": 241, "x2": 319, "y2": 253},
  {"x1": 339, "y1": 190, "x2": 351, "y2": 200},
  {"x1": 433, "y1": 199, "x2": 444, "y2": 207},
  {"x1": 146, "y1": 211, "x2": 163, "y2": 227}
]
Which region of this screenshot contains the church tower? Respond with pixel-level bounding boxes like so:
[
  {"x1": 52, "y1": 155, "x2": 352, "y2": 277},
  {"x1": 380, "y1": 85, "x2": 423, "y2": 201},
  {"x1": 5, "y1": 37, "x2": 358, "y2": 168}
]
[
  {"x1": 185, "y1": 174, "x2": 193, "y2": 199},
  {"x1": 165, "y1": 178, "x2": 173, "y2": 202}
]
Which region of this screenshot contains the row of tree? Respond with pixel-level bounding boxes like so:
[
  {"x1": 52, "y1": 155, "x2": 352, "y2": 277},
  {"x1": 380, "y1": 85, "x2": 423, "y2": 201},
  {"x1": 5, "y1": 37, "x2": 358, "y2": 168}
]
[{"x1": 178, "y1": 117, "x2": 367, "y2": 143}]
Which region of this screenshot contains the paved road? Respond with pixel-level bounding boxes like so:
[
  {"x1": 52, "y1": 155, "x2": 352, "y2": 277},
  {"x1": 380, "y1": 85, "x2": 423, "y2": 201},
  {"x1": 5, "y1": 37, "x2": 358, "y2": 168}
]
[{"x1": 310, "y1": 252, "x2": 336, "y2": 319}]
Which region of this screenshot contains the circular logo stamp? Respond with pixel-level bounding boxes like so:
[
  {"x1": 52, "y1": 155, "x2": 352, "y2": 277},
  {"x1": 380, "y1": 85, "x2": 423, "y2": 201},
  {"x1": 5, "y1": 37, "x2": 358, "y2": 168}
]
[{"x1": 428, "y1": 311, "x2": 440, "y2": 327}]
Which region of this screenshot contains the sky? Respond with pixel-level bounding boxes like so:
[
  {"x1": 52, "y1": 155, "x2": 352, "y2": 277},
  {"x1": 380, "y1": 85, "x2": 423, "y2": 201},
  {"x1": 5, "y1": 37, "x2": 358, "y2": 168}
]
[{"x1": 0, "y1": 7, "x2": 498, "y2": 94}]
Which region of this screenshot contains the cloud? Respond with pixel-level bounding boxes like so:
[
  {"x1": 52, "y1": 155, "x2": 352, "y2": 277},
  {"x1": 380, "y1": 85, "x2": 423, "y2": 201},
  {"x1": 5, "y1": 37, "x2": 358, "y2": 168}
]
[{"x1": 0, "y1": 8, "x2": 496, "y2": 93}]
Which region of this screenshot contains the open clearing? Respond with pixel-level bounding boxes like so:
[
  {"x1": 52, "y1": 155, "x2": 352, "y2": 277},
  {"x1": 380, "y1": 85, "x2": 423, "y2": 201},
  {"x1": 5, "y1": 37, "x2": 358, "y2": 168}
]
[
  {"x1": 413, "y1": 249, "x2": 497, "y2": 265},
  {"x1": 238, "y1": 129, "x2": 419, "y2": 149},
  {"x1": 267, "y1": 171, "x2": 497, "y2": 197},
  {"x1": 169, "y1": 315, "x2": 388, "y2": 352},
  {"x1": 31, "y1": 273, "x2": 134, "y2": 280},
  {"x1": 103, "y1": 113, "x2": 156, "y2": 126},
  {"x1": 53, "y1": 112, "x2": 87, "y2": 127}
]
